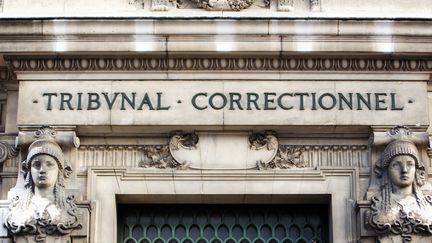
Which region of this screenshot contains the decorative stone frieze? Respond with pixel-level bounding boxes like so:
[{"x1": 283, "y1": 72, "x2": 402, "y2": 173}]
[
  {"x1": 366, "y1": 127, "x2": 432, "y2": 242},
  {"x1": 5, "y1": 127, "x2": 81, "y2": 242},
  {"x1": 76, "y1": 142, "x2": 368, "y2": 172},
  {"x1": 6, "y1": 55, "x2": 432, "y2": 73},
  {"x1": 0, "y1": 141, "x2": 18, "y2": 165}
]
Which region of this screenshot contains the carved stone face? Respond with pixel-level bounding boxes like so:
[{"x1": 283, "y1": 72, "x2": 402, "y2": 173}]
[
  {"x1": 31, "y1": 154, "x2": 59, "y2": 189},
  {"x1": 388, "y1": 155, "x2": 416, "y2": 189}
]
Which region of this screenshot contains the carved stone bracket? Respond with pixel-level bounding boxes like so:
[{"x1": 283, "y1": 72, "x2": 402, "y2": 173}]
[
  {"x1": 16, "y1": 126, "x2": 80, "y2": 149},
  {"x1": 370, "y1": 126, "x2": 429, "y2": 147},
  {"x1": 0, "y1": 141, "x2": 18, "y2": 165}
]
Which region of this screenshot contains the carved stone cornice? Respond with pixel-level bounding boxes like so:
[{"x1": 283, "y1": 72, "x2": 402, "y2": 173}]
[{"x1": 5, "y1": 55, "x2": 432, "y2": 73}]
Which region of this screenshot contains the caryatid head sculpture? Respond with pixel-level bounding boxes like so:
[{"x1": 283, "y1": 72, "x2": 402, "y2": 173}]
[
  {"x1": 5, "y1": 137, "x2": 81, "y2": 241},
  {"x1": 369, "y1": 138, "x2": 432, "y2": 242}
]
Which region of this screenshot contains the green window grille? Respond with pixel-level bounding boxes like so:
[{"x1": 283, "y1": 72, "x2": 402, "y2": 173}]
[{"x1": 118, "y1": 204, "x2": 328, "y2": 243}]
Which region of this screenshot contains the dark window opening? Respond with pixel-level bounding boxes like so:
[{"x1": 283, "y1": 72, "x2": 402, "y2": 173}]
[{"x1": 118, "y1": 204, "x2": 329, "y2": 243}]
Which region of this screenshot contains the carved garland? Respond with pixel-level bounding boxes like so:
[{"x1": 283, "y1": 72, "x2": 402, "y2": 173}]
[
  {"x1": 191, "y1": 0, "x2": 254, "y2": 11},
  {"x1": 258, "y1": 145, "x2": 306, "y2": 170},
  {"x1": 6, "y1": 56, "x2": 432, "y2": 73}
]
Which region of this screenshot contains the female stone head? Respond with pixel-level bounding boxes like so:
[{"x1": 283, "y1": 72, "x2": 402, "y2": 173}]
[
  {"x1": 6, "y1": 137, "x2": 81, "y2": 237},
  {"x1": 20, "y1": 139, "x2": 72, "y2": 211},
  {"x1": 374, "y1": 139, "x2": 429, "y2": 213},
  {"x1": 24, "y1": 139, "x2": 67, "y2": 193},
  {"x1": 378, "y1": 139, "x2": 426, "y2": 191}
]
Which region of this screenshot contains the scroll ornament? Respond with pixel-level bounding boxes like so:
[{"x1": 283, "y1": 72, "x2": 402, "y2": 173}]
[
  {"x1": 5, "y1": 128, "x2": 81, "y2": 242},
  {"x1": 0, "y1": 141, "x2": 18, "y2": 164},
  {"x1": 367, "y1": 135, "x2": 432, "y2": 242}
]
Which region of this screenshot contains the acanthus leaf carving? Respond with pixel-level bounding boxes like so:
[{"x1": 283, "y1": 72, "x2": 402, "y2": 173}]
[
  {"x1": 258, "y1": 145, "x2": 306, "y2": 170},
  {"x1": 191, "y1": 0, "x2": 254, "y2": 11},
  {"x1": 138, "y1": 145, "x2": 189, "y2": 169}
]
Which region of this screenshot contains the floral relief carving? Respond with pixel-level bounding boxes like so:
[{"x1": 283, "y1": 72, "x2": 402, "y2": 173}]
[
  {"x1": 191, "y1": 0, "x2": 254, "y2": 11},
  {"x1": 367, "y1": 127, "x2": 432, "y2": 242},
  {"x1": 5, "y1": 127, "x2": 81, "y2": 242},
  {"x1": 258, "y1": 145, "x2": 306, "y2": 170},
  {"x1": 138, "y1": 145, "x2": 188, "y2": 169}
]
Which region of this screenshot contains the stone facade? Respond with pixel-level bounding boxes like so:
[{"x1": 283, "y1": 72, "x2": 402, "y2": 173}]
[{"x1": 0, "y1": 1, "x2": 432, "y2": 242}]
